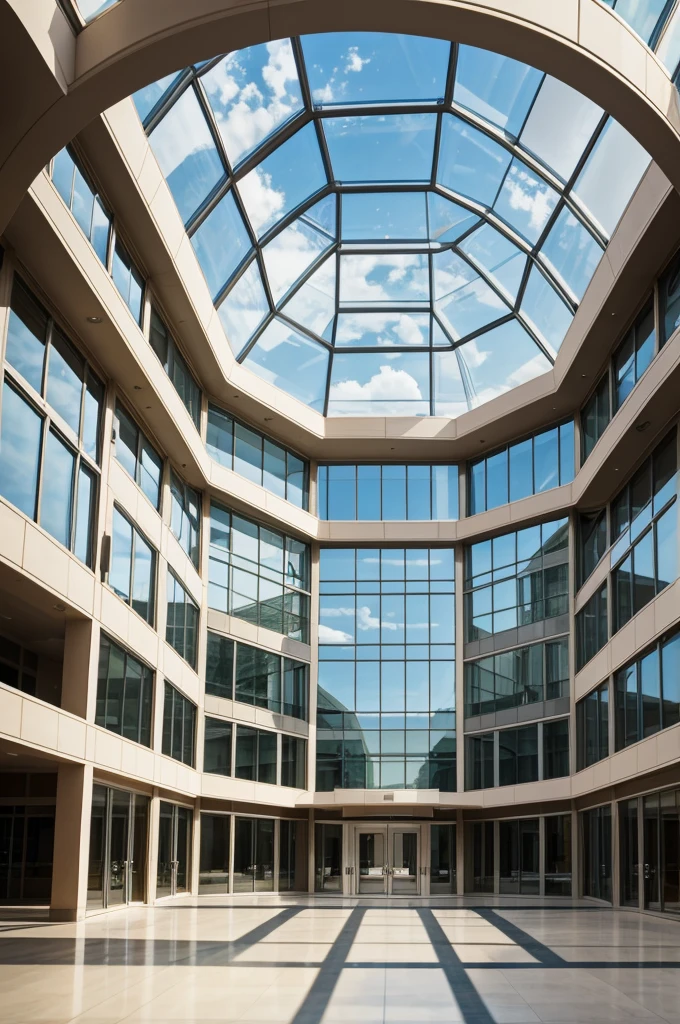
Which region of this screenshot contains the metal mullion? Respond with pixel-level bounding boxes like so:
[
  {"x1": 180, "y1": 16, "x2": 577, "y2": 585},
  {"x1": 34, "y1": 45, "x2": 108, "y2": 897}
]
[
  {"x1": 650, "y1": 0, "x2": 678, "y2": 50},
  {"x1": 339, "y1": 243, "x2": 432, "y2": 255},
  {"x1": 514, "y1": 72, "x2": 547, "y2": 141},
  {"x1": 229, "y1": 110, "x2": 313, "y2": 184},
  {"x1": 428, "y1": 252, "x2": 435, "y2": 413},
  {"x1": 254, "y1": 184, "x2": 336, "y2": 248},
  {"x1": 337, "y1": 303, "x2": 429, "y2": 314},
  {"x1": 450, "y1": 247, "x2": 515, "y2": 321},
  {"x1": 275, "y1": 310, "x2": 333, "y2": 351},
  {"x1": 513, "y1": 252, "x2": 537, "y2": 311},
  {"x1": 444, "y1": 42, "x2": 458, "y2": 107},
  {"x1": 339, "y1": 182, "x2": 429, "y2": 195},
  {"x1": 235, "y1": 310, "x2": 276, "y2": 364},
  {"x1": 312, "y1": 101, "x2": 443, "y2": 119},
  {"x1": 33, "y1": 409, "x2": 49, "y2": 529},
  {"x1": 213, "y1": 251, "x2": 259, "y2": 308},
  {"x1": 431, "y1": 112, "x2": 443, "y2": 188},
  {"x1": 144, "y1": 69, "x2": 197, "y2": 135},
  {"x1": 564, "y1": 112, "x2": 609, "y2": 197},
  {"x1": 193, "y1": 77, "x2": 234, "y2": 178},
  {"x1": 272, "y1": 244, "x2": 337, "y2": 312}
]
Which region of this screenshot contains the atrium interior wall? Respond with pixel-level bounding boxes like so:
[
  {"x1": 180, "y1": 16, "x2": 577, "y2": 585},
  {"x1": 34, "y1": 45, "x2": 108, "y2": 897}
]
[{"x1": 0, "y1": 12, "x2": 680, "y2": 918}]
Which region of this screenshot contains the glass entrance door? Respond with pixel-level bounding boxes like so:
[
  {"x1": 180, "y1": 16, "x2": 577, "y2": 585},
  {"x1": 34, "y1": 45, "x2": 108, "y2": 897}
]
[
  {"x1": 156, "y1": 801, "x2": 193, "y2": 899},
  {"x1": 87, "y1": 785, "x2": 149, "y2": 910},
  {"x1": 355, "y1": 825, "x2": 421, "y2": 895}
]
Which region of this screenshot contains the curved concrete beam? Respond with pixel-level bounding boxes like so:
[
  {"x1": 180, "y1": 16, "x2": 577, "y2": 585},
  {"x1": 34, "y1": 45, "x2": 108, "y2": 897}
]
[{"x1": 1, "y1": 0, "x2": 680, "y2": 234}]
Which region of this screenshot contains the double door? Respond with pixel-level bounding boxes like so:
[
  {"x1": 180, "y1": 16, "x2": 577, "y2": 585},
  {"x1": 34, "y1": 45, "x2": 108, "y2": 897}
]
[
  {"x1": 87, "y1": 785, "x2": 149, "y2": 909},
  {"x1": 156, "y1": 801, "x2": 192, "y2": 898},
  {"x1": 355, "y1": 825, "x2": 420, "y2": 895}
]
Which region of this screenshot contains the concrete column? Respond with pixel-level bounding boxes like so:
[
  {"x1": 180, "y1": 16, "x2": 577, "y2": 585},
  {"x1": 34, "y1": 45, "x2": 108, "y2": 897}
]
[
  {"x1": 191, "y1": 799, "x2": 201, "y2": 894},
  {"x1": 62, "y1": 618, "x2": 99, "y2": 720},
  {"x1": 146, "y1": 791, "x2": 161, "y2": 903},
  {"x1": 50, "y1": 762, "x2": 93, "y2": 922}
]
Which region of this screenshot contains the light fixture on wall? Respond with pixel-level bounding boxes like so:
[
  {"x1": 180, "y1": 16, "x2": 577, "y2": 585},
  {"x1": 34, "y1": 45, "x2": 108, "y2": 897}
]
[{"x1": 86, "y1": 316, "x2": 103, "y2": 324}]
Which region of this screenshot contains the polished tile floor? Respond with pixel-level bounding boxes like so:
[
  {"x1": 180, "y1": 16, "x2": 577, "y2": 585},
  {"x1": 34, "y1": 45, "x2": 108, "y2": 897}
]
[{"x1": 1, "y1": 895, "x2": 679, "y2": 1024}]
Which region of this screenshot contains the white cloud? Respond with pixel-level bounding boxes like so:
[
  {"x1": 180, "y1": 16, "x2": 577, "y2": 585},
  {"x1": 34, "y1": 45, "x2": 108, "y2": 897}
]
[
  {"x1": 340, "y1": 254, "x2": 428, "y2": 304},
  {"x1": 344, "y1": 46, "x2": 371, "y2": 73},
  {"x1": 202, "y1": 39, "x2": 301, "y2": 166},
  {"x1": 317, "y1": 624, "x2": 353, "y2": 643},
  {"x1": 237, "y1": 167, "x2": 285, "y2": 235},
  {"x1": 502, "y1": 166, "x2": 556, "y2": 233},
  {"x1": 263, "y1": 220, "x2": 328, "y2": 301},
  {"x1": 313, "y1": 82, "x2": 335, "y2": 104},
  {"x1": 328, "y1": 363, "x2": 426, "y2": 415}
]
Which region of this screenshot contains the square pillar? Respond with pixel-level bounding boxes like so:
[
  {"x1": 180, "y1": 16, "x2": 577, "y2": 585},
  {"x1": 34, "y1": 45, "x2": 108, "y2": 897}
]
[{"x1": 50, "y1": 762, "x2": 93, "y2": 921}]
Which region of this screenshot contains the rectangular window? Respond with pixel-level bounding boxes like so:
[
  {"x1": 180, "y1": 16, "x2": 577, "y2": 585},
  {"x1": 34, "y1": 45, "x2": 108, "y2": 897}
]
[
  {"x1": 317, "y1": 547, "x2": 456, "y2": 792},
  {"x1": 162, "y1": 680, "x2": 196, "y2": 767},
  {"x1": 581, "y1": 374, "x2": 611, "y2": 463},
  {"x1": 166, "y1": 570, "x2": 199, "y2": 668},
  {"x1": 0, "y1": 279, "x2": 102, "y2": 567},
  {"x1": 660, "y1": 249, "x2": 680, "y2": 346},
  {"x1": 109, "y1": 507, "x2": 156, "y2": 624},
  {"x1": 464, "y1": 519, "x2": 569, "y2": 643},
  {"x1": 0, "y1": 636, "x2": 39, "y2": 699},
  {"x1": 498, "y1": 724, "x2": 538, "y2": 787},
  {"x1": 576, "y1": 681, "x2": 609, "y2": 769},
  {"x1": 208, "y1": 503, "x2": 311, "y2": 642},
  {"x1": 613, "y1": 300, "x2": 655, "y2": 412},
  {"x1": 205, "y1": 632, "x2": 234, "y2": 700},
  {"x1": 468, "y1": 422, "x2": 574, "y2": 514},
  {"x1": 205, "y1": 631, "x2": 309, "y2": 719},
  {"x1": 464, "y1": 733, "x2": 494, "y2": 791},
  {"x1": 543, "y1": 718, "x2": 569, "y2": 779},
  {"x1": 50, "y1": 146, "x2": 111, "y2": 265},
  {"x1": 95, "y1": 634, "x2": 153, "y2": 746},
  {"x1": 464, "y1": 638, "x2": 569, "y2": 718},
  {"x1": 114, "y1": 402, "x2": 163, "y2": 509},
  {"x1": 577, "y1": 509, "x2": 607, "y2": 590},
  {"x1": 576, "y1": 583, "x2": 608, "y2": 671},
  {"x1": 610, "y1": 430, "x2": 678, "y2": 632},
  {"x1": 235, "y1": 725, "x2": 278, "y2": 784},
  {"x1": 112, "y1": 237, "x2": 144, "y2": 324},
  {"x1": 318, "y1": 463, "x2": 458, "y2": 520},
  {"x1": 614, "y1": 627, "x2": 680, "y2": 750},
  {"x1": 203, "y1": 717, "x2": 232, "y2": 776},
  {"x1": 206, "y1": 404, "x2": 309, "y2": 510},
  {"x1": 169, "y1": 469, "x2": 200, "y2": 568},
  {"x1": 149, "y1": 307, "x2": 201, "y2": 430},
  {"x1": 281, "y1": 735, "x2": 306, "y2": 788}
]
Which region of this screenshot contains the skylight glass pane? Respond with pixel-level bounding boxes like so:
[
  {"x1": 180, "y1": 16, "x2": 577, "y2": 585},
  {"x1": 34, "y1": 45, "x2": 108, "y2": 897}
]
[
  {"x1": 433, "y1": 350, "x2": 469, "y2": 415},
  {"x1": 324, "y1": 114, "x2": 437, "y2": 183},
  {"x1": 133, "y1": 72, "x2": 181, "y2": 123},
  {"x1": 459, "y1": 223, "x2": 527, "y2": 303},
  {"x1": 342, "y1": 193, "x2": 427, "y2": 240},
  {"x1": 519, "y1": 264, "x2": 574, "y2": 356},
  {"x1": 335, "y1": 312, "x2": 430, "y2": 347},
  {"x1": 200, "y1": 40, "x2": 304, "y2": 168},
  {"x1": 238, "y1": 123, "x2": 327, "y2": 238},
  {"x1": 282, "y1": 255, "x2": 336, "y2": 339},
  {"x1": 427, "y1": 194, "x2": 479, "y2": 243},
  {"x1": 328, "y1": 351, "x2": 430, "y2": 415},
  {"x1": 520, "y1": 77, "x2": 603, "y2": 182},
  {"x1": 190, "y1": 189, "x2": 253, "y2": 299},
  {"x1": 301, "y1": 32, "x2": 450, "y2": 106},
  {"x1": 433, "y1": 251, "x2": 510, "y2": 339},
  {"x1": 217, "y1": 260, "x2": 270, "y2": 357},
  {"x1": 432, "y1": 319, "x2": 454, "y2": 347},
  {"x1": 339, "y1": 254, "x2": 429, "y2": 305},
  {"x1": 77, "y1": 0, "x2": 117, "y2": 21},
  {"x1": 656, "y1": 8, "x2": 680, "y2": 76},
  {"x1": 458, "y1": 319, "x2": 551, "y2": 408},
  {"x1": 493, "y1": 158, "x2": 559, "y2": 244},
  {"x1": 608, "y1": 0, "x2": 668, "y2": 42},
  {"x1": 453, "y1": 45, "x2": 543, "y2": 137},
  {"x1": 539, "y1": 207, "x2": 603, "y2": 302},
  {"x1": 244, "y1": 319, "x2": 329, "y2": 411},
  {"x1": 149, "y1": 86, "x2": 224, "y2": 224},
  {"x1": 262, "y1": 199, "x2": 335, "y2": 303},
  {"x1": 437, "y1": 115, "x2": 512, "y2": 206},
  {"x1": 572, "y1": 119, "x2": 650, "y2": 239}
]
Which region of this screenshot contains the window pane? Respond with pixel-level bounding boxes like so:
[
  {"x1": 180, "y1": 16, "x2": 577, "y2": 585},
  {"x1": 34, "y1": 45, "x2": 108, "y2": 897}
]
[
  {"x1": 5, "y1": 280, "x2": 48, "y2": 392},
  {"x1": 132, "y1": 532, "x2": 155, "y2": 623},
  {"x1": 191, "y1": 189, "x2": 253, "y2": 298},
  {"x1": 73, "y1": 464, "x2": 96, "y2": 567},
  {"x1": 110, "y1": 509, "x2": 133, "y2": 602},
  {"x1": 454, "y1": 45, "x2": 541, "y2": 137},
  {"x1": 46, "y1": 330, "x2": 83, "y2": 436},
  {"x1": 0, "y1": 383, "x2": 43, "y2": 518},
  {"x1": 206, "y1": 406, "x2": 233, "y2": 467},
  {"x1": 234, "y1": 422, "x2": 263, "y2": 484},
  {"x1": 140, "y1": 438, "x2": 162, "y2": 509},
  {"x1": 40, "y1": 431, "x2": 75, "y2": 548}
]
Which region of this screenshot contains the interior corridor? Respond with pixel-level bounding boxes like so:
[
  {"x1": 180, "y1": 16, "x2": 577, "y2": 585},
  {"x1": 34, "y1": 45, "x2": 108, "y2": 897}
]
[{"x1": 0, "y1": 897, "x2": 679, "y2": 1023}]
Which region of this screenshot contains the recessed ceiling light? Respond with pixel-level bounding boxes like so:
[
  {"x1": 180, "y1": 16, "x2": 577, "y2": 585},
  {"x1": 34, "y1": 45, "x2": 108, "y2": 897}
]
[
  {"x1": 53, "y1": 602, "x2": 65, "y2": 612},
  {"x1": 86, "y1": 316, "x2": 102, "y2": 324},
  {"x1": 133, "y1": 385, "x2": 143, "y2": 391},
  {"x1": 636, "y1": 421, "x2": 651, "y2": 433},
  {"x1": 264, "y1": 417, "x2": 273, "y2": 422},
  {"x1": 5, "y1": 752, "x2": 18, "y2": 757},
  {"x1": 581, "y1": 373, "x2": 588, "y2": 378}
]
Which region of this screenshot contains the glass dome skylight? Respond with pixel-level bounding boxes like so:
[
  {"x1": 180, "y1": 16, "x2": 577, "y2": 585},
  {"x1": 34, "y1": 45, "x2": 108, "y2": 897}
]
[{"x1": 133, "y1": 33, "x2": 650, "y2": 417}]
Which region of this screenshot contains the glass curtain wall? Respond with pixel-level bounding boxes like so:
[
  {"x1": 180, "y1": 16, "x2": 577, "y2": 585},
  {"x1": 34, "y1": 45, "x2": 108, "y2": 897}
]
[
  {"x1": 279, "y1": 819, "x2": 309, "y2": 892},
  {"x1": 0, "y1": 803, "x2": 55, "y2": 902},
  {"x1": 466, "y1": 821, "x2": 495, "y2": 893},
  {"x1": 499, "y1": 818, "x2": 540, "y2": 894},
  {"x1": 198, "y1": 813, "x2": 230, "y2": 893},
  {"x1": 643, "y1": 789, "x2": 680, "y2": 914},
  {"x1": 205, "y1": 631, "x2": 309, "y2": 720},
  {"x1": 317, "y1": 547, "x2": 456, "y2": 791},
  {"x1": 318, "y1": 464, "x2": 458, "y2": 520},
  {"x1": 87, "y1": 785, "x2": 149, "y2": 909}
]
